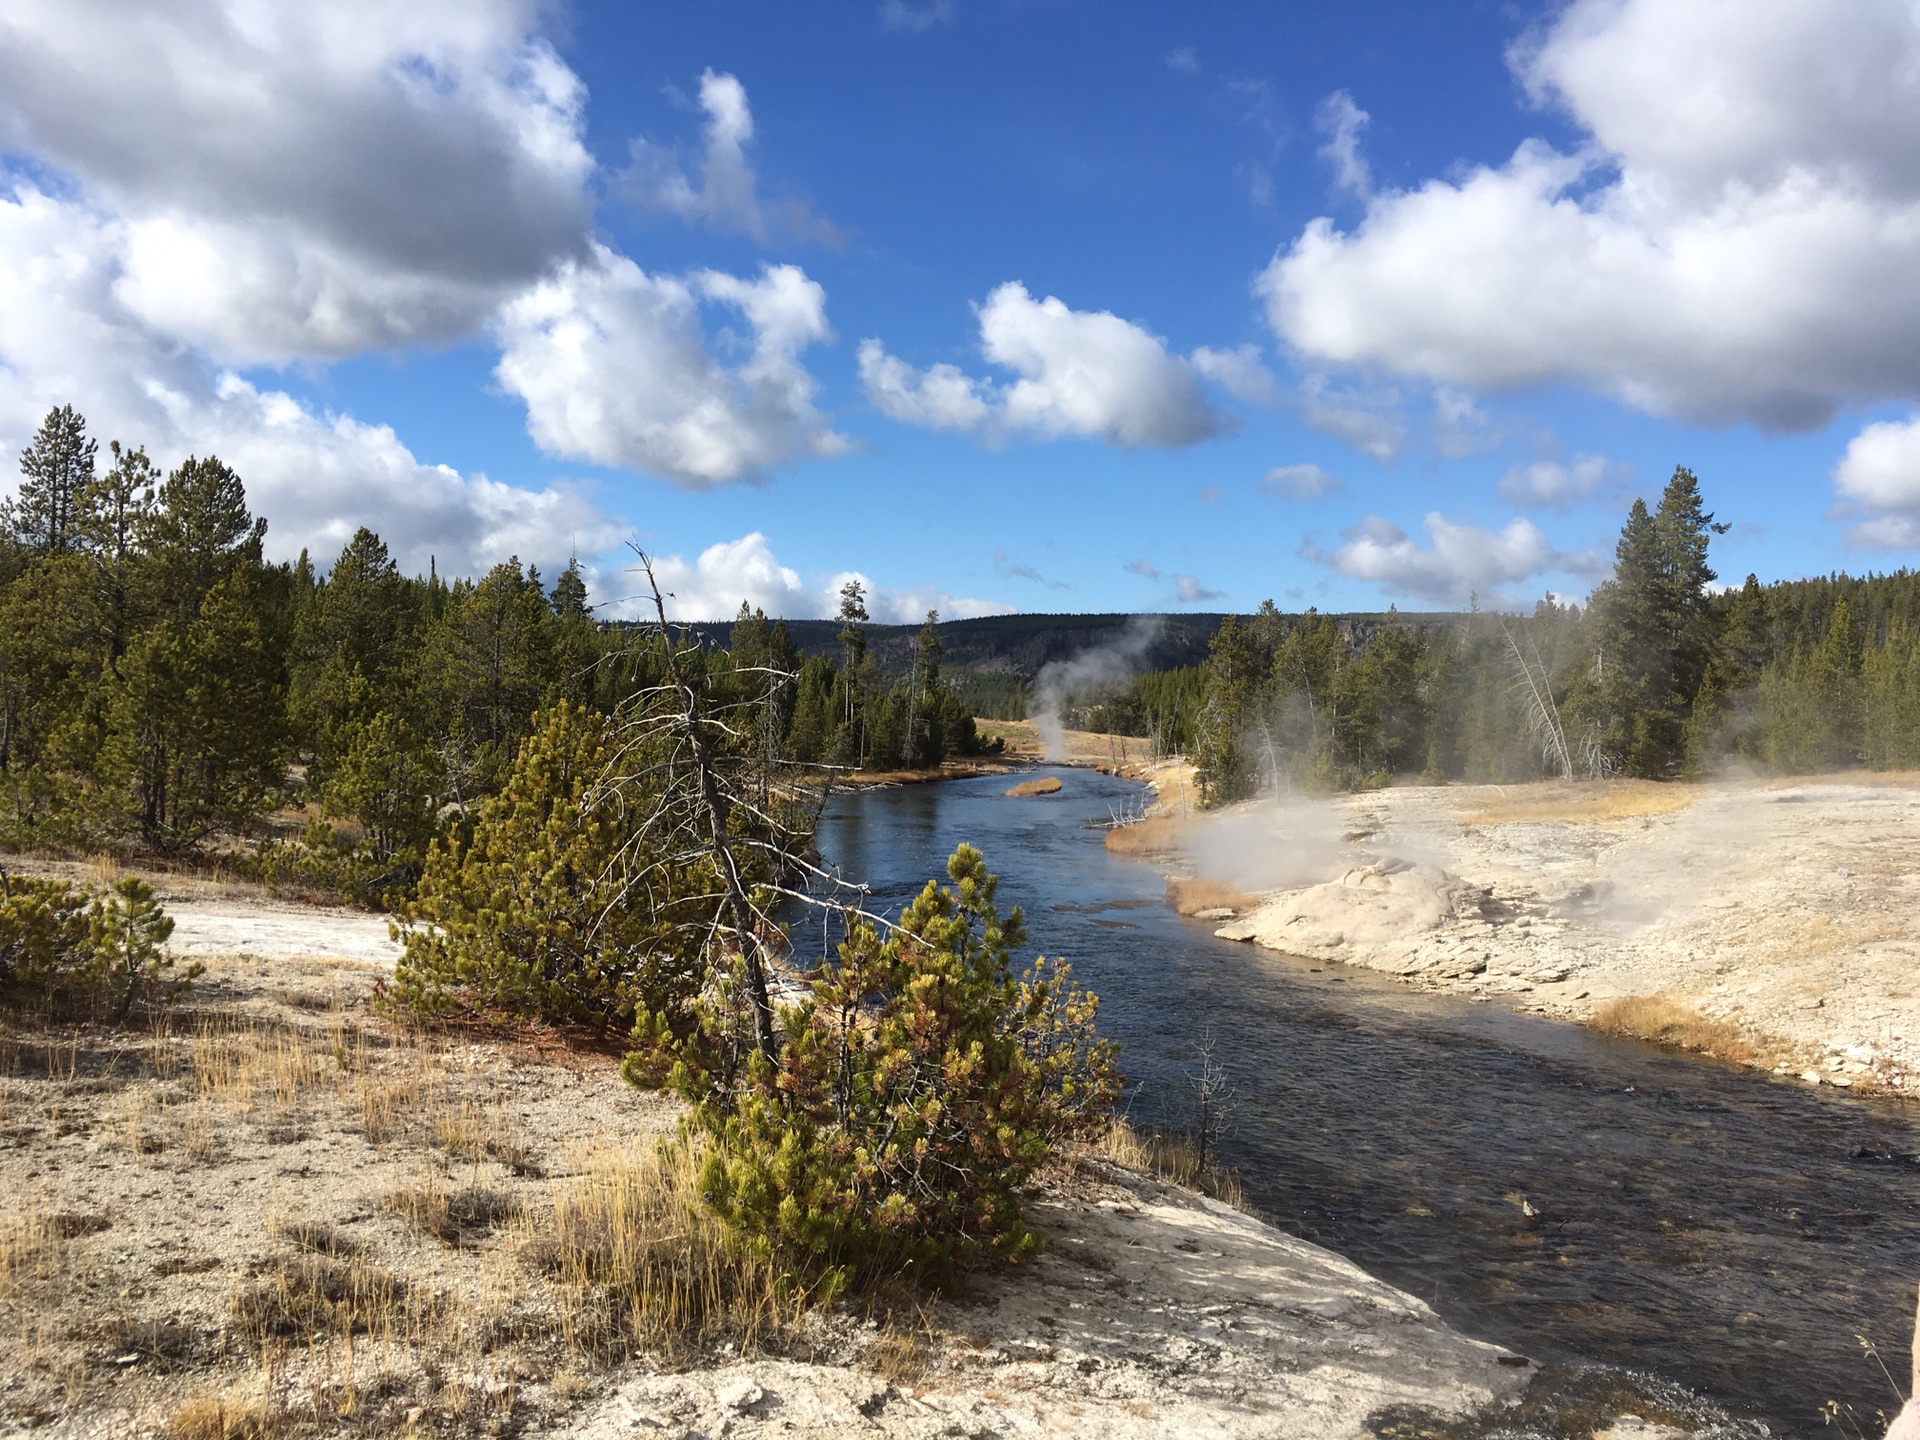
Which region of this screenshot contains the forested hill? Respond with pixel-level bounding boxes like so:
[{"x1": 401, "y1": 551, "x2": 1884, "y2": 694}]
[
  {"x1": 648, "y1": 608, "x2": 1451, "y2": 724},
  {"x1": 661, "y1": 610, "x2": 1446, "y2": 681},
  {"x1": 667, "y1": 612, "x2": 1229, "y2": 677}
]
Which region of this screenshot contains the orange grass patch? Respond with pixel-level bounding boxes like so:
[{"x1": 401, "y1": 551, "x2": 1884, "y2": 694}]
[
  {"x1": 1460, "y1": 780, "x2": 1700, "y2": 827},
  {"x1": 1588, "y1": 993, "x2": 1797, "y2": 1070},
  {"x1": 1165, "y1": 878, "x2": 1257, "y2": 916},
  {"x1": 1004, "y1": 777, "x2": 1063, "y2": 797},
  {"x1": 1103, "y1": 816, "x2": 1185, "y2": 856}
]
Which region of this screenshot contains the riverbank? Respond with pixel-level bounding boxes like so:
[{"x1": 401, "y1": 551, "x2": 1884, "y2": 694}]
[
  {"x1": 0, "y1": 877, "x2": 1542, "y2": 1439},
  {"x1": 1131, "y1": 774, "x2": 1920, "y2": 1093}
]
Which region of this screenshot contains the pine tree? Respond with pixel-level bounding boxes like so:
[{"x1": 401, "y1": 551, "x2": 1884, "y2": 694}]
[
  {"x1": 140, "y1": 455, "x2": 267, "y2": 620},
  {"x1": 1575, "y1": 469, "x2": 1725, "y2": 776},
  {"x1": 101, "y1": 572, "x2": 286, "y2": 849},
  {"x1": 10, "y1": 406, "x2": 97, "y2": 556},
  {"x1": 77, "y1": 442, "x2": 157, "y2": 667},
  {"x1": 1194, "y1": 615, "x2": 1270, "y2": 805},
  {"x1": 551, "y1": 558, "x2": 591, "y2": 620},
  {"x1": 834, "y1": 579, "x2": 869, "y2": 765}
]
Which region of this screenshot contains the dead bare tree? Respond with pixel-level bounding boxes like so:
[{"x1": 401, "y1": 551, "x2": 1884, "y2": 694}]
[
  {"x1": 1190, "y1": 1027, "x2": 1236, "y2": 1178},
  {"x1": 590, "y1": 548, "x2": 893, "y2": 1070},
  {"x1": 1502, "y1": 620, "x2": 1575, "y2": 782}
]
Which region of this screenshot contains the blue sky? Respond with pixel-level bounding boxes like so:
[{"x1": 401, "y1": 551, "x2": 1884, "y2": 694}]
[{"x1": 2, "y1": 0, "x2": 1917, "y2": 619}]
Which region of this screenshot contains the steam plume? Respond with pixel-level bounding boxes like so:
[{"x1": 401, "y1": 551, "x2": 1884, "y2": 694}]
[{"x1": 1028, "y1": 618, "x2": 1163, "y2": 760}]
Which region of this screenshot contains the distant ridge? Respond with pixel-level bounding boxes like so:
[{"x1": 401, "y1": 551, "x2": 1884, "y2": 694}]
[{"x1": 641, "y1": 609, "x2": 1463, "y2": 685}]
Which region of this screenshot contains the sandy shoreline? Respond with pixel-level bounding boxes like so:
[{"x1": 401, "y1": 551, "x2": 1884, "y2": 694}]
[
  {"x1": 0, "y1": 905, "x2": 1537, "y2": 1438},
  {"x1": 1128, "y1": 772, "x2": 1920, "y2": 1094}
]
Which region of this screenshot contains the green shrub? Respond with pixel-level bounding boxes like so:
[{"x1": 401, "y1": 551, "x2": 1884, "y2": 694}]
[
  {"x1": 623, "y1": 844, "x2": 1121, "y2": 1295},
  {"x1": 387, "y1": 702, "x2": 710, "y2": 1029},
  {"x1": 88, "y1": 876, "x2": 183, "y2": 1020},
  {"x1": 0, "y1": 872, "x2": 190, "y2": 1018}
]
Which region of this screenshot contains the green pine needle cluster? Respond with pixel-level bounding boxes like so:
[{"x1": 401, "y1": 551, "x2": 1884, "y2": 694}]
[
  {"x1": 623, "y1": 844, "x2": 1121, "y2": 1297},
  {"x1": 0, "y1": 872, "x2": 189, "y2": 1019},
  {"x1": 386, "y1": 703, "x2": 708, "y2": 1031}
]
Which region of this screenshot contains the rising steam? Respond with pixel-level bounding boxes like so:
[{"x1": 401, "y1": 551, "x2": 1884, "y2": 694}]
[{"x1": 1028, "y1": 618, "x2": 1164, "y2": 760}]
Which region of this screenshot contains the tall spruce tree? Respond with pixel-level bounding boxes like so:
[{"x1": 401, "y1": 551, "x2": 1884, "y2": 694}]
[
  {"x1": 11, "y1": 406, "x2": 97, "y2": 556},
  {"x1": 141, "y1": 456, "x2": 267, "y2": 620},
  {"x1": 78, "y1": 442, "x2": 157, "y2": 667},
  {"x1": 551, "y1": 557, "x2": 591, "y2": 620},
  {"x1": 1576, "y1": 470, "x2": 1723, "y2": 776}
]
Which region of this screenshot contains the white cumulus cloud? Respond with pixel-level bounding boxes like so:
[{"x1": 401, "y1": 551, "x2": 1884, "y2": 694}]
[
  {"x1": 1498, "y1": 454, "x2": 1624, "y2": 511},
  {"x1": 1262, "y1": 0, "x2": 1920, "y2": 431},
  {"x1": 860, "y1": 283, "x2": 1238, "y2": 450},
  {"x1": 0, "y1": 183, "x2": 613, "y2": 578},
  {"x1": 494, "y1": 250, "x2": 849, "y2": 487},
  {"x1": 608, "y1": 532, "x2": 1011, "y2": 623},
  {"x1": 1299, "y1": 374, "x2": 1404, "y2": 462},
  {"x1": 1306, "y1": 513, "x2": 1599, "y2": 606},
  {"x1": 1833, "y1": 415, "x2": 1920, "y2": 547},
  {"x1": 0, "y1": 5, "x2": 851, "y2": 508},
  {"x1": 879, "y1": 1, "x2": 955, "y2": 34},
  {"x1": 621, "y1": 69, "x2": 841, "y2": 245},
  {"x1": 0, "y1": 0, "x2": 593, "y2": 366},
  {"x1": 1261, "y1": 464, "x2": 1343, "y2": 500},
  {"x1": 1315, "y1": 90, "x2": 1372, "y2": 200}
]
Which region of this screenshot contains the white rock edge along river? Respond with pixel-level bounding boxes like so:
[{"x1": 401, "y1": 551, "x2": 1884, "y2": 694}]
[
  {"x1": 3, "y1": 862, "x2": 1537, "y2": 1438},
  {"x1": 559, "y1": 1168, "x2": 1530, "y2": 1440},
  {"x1": 1167, "y1": 773, "x2": 1920, "y2": 1092}
]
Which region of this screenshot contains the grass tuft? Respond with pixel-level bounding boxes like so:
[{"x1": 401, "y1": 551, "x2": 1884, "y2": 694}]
[
  {"x1": 166, "y1": 1393, "x2": 282, "y2": 1440},
  {"x1": 385, "y1": 1173, "x2": 521, "y2": 1246},
  {"x1": 230, "y1": 1255, "x2": 423, "y2": 1346},
  {"x1": 1093, "y1": 1119, "x2": 1247, "y2": 1212},
  {"x1": 1460, "y1": 779, "x2": 1699, "y2": 827},
  {"x1": 1103, "y1": 816, "x2": 1185, "y2": 857},
  {"x1": 523, "y1": 1140, "x2": 805, "y2": 1360},
  {"x1": 1165, "y1": 878, "x2": 1258, "y2": 916},
  {"x1": 1589, "y1": 993, "x2": 1796, "y2": 1071}
]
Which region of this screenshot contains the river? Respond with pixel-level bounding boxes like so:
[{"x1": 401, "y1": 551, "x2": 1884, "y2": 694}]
[{"x1": 816, "y1": 766, "x2": 1920, "y2": 1439}]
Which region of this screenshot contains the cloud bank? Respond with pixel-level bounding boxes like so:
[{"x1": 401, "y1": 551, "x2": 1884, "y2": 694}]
[
  {"x1": 860, "y1": 283, "x2": 1241, "y2": 449},
  {"x1": 1833, "y1": 415, "x2": 1920, "y2": 547},
  {"x1": 0, "y1": 5, "x2": 858, "y2": 568},
  {"x1": 1262, "y1": 0, "x2": 1920, "y2": 431},
  {"x1": 1306, "y1": 513, "x2": 1600, "y2": 607},
  {"x1": 608, "y1": 532, "x2": 1011, "y2": 623},
  {"x1": 494, "y1": 252, "x2": 849, "y2": 487}
]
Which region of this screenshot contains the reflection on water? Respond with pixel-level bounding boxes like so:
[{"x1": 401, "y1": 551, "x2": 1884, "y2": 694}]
[{"x1": 817, "y1": 767, "x2": 1920, "y2": 1439}]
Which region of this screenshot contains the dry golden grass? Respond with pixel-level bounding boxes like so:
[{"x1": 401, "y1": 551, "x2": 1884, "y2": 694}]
[
  {"x1": 1588, "y1": 993, "x2": 1797, "y2": 1070},
  {"x1": 1103, "y1": 816, "x2": 1186, "y2": 857},
  {"x1": 231, "y1": 1254, "x2": 430, "y2": 1348},
  {"x1": 1459, "y1": 779, "x2": 1701, "y2": 827},
  {"x1": 1788, "y1": 914, "x2": 1907, "y2": 960},
  {"x1": 191, "y1": 1018, "x2": 333, "y2": 1115},
  {"x1": 166, "y1": 1393, "x2": 283, "y2": 1440},
  {"x1": 385, "y1": 1172, "x2": 521, "y2": 1246},
  {"x1": 1164, "y1": 878, "x2": 1258, "y2": 916},
  {"x1": 525, "y1": 1140, "x2": 805, "y2": 1360},
  {"x1": 1004, "y1": 776, "x2": 1063, "y2": 797},
  {"x1": 0, "y1": 1207, "x2": 61, "y2": 1296},
  {"x1": 864, "y1": 1310, "x2": 935, "y2": 1387},
  {"x1": 433, "y1": 1095, "x2": 537, "y2": 1175},
  {"x1": 1093, "y1": 1120, "x2": 1246, "y2": 1213}
]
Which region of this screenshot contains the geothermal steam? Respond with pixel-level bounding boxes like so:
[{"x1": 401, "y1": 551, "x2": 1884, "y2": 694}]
[{"x1": 1028, "y1": 618, "x2": 1163, "y2": 760}]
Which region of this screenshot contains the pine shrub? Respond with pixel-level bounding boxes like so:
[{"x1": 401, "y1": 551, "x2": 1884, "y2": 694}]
[
  {"x1": 623, "y1": 844, "x2": 1121, "y2": 1295},
  {"x1": 388, "y1": 702, "x2": 709, "y2": 1029},
  {"x1": 0, "y1": 872, "x2": 189, "y2": 1017}
]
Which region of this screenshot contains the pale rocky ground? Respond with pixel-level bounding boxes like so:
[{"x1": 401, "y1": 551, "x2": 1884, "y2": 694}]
[
  {"x1": 1147, "y1": 772, "x2": 1920, "y2": 1092},
  {"x1": 563, "y1": 1175, "x2": 1529, "y2": 1440},
  {"x1": 0, "y1": 876, "x2": 1541, "y2": 1439}
]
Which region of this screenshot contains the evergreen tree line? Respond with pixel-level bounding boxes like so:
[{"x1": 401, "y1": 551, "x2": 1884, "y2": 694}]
[
  {"x1": 1184, "y1": 467, "x2": 1920, "y2": 805},
  {"x1": 0, "y1": 406, "x2": 987, "y2": 899}
]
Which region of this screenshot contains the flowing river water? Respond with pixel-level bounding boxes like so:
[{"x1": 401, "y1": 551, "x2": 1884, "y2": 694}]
[{"x1": 816, "y1": 766, "x2": 1920, "y2": 1439}]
